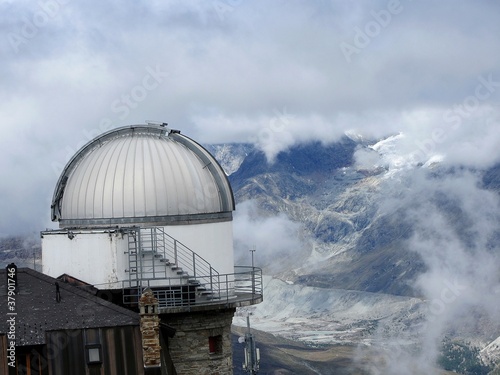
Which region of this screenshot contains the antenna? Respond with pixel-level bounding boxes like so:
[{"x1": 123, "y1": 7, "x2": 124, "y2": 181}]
[
  {"x1": 250, "y1": 246, "x2": 256, "y2": 269},
  {"x1": 242, "y1": 314, "x2": 260, "y2": 374},
  {"x1": 250, "y1": 246, "x2": 256, "y2": 295}
]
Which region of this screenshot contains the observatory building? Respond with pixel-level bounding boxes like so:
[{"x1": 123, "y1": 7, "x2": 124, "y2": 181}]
[{"x1": 41, "y1": 123, "x2": 262, "y2": 374}]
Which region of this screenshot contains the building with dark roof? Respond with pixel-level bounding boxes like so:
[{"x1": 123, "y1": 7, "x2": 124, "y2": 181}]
[{"x1": 0, "y1": 267, "x2": 165, "y2": 374}]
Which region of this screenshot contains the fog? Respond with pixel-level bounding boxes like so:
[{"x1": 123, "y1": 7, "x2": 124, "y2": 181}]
[
  {"x1": 2, "y1": 1, "x2": 500, "y2": 235},
  {"x1": 360, "y1": 166, "x2": 500, "y2": 374},
  {"x1": 232, "y1": 200, "x2": 305, "y2": 274}
]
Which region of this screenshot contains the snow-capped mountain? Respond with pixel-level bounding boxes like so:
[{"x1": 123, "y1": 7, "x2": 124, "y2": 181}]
[
  {"x1": 204, "y1": 143, "x2": 253, "y2": 176},
  {"x1": 228, "y1": 136, "x2": 426, "y2": 297},
  {"x1": 218, "y1": 134, "x2": 500, "y2": 373}
]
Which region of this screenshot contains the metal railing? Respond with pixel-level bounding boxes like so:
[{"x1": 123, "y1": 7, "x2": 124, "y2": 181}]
[
  {"x1": 122, "y1": 266, "x2": 262, "y2": 310},
  {"x1": 126, "y1": 227, "x2": 218, "y2": 284}
]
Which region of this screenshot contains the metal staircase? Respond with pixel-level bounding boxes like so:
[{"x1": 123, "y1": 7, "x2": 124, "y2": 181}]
[{"x1": 123, "y1": 227, "x2": 220, "y2": 307}]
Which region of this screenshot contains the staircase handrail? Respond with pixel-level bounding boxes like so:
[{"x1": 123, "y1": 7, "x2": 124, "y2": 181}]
[{"x1": 136, "y1": 227, "x2": 219, "y2": 280}]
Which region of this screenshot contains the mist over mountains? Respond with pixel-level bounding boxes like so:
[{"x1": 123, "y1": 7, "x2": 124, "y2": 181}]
[
  {"x1": 210, "y1": 134, "x2": 500, "y2": 374},
  {"x1": 212, "y1": 137, "x2": 500, "y2": 296}
]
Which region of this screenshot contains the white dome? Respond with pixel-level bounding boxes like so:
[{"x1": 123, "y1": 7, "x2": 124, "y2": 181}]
[{"x1": 51, "y1": 124, "x2": 234, "y2": 227}]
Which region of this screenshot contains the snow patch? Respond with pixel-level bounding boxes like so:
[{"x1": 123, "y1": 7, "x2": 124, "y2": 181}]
[{"x1": 234, "y1": 276, "x2": 424, "y2": 346}]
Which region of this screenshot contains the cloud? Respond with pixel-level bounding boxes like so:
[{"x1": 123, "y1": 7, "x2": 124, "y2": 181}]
[
  {"x1": 366, "y1": 168, "x2": 500, "y2": 374},
  {"x1": 1, "y1": 0, "x2": 500, "y2": 234},
  {"x1": 232, "y1": 200, "x2": 304, "y2": 273},
  {"x1": 350, "y1": 105, "x2": 500, "y2": 172}
]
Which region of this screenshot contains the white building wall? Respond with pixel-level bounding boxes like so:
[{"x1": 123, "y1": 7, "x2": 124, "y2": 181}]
[
  {"x1": 42, "y1": 221, "x2": 235, "y2": 290},
  {"x1": 163, "y1": 221, "x2": 234, "y2": 276},
  {"x1": 42, "y1": 231, "x2": 128, "y2": 289}
]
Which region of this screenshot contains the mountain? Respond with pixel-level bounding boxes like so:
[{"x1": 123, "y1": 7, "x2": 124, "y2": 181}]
[
  {"x1": 228, "y1": 138, "x2": 426, "y2": 297},
  {"x1": 223, "y1": 137, "x2": 500, "y2": 295},
  {"x1": 0, "y1": 234, "x2": 41, "y2": 270},
  {"x1": 219, "y1": 136, "x2": 500, "y2": 374},
  {"x1": 204, "y1": 143, "x2": 254, "y2": 176},
  {"x1": 483, "y1": 163, "x2": 500, "y2": 192}
]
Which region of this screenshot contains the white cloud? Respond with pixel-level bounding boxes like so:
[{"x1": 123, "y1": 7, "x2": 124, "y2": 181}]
[
  {"x1": 370, "y1": 168, "x2": 500, "y2": 373},
  {"x1": 233, "y1": 200, "x2": 304, "y2": 272},
  {"x1": 1, "y1": 0, "x2": 500, "y2": 234}
]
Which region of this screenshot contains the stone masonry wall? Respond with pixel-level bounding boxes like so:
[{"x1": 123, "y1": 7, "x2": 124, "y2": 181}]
[
  {"x1": 141, "y1": 314, "x2": 161, "y2": 367},
  {"x1": 163, "y1": 308, "x2": 236, "y2": 375},
  {"x1": 139, "y1": 289, "x2": 161, "y2": 368}
]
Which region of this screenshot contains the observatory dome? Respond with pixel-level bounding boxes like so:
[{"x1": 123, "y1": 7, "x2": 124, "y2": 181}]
[{"x1": 51, "y1": 124, "x2": 234, "y2": 228}]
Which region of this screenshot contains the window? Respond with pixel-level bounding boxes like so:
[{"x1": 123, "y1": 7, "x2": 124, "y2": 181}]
[
  {"x1": 84, "y1": 329, "x2": 102, "y2": 365},
  {"x1": 208, "y1": 335, "x2": 222, "y2": 355},
  {"x1": 85, "y1": 344, "x2": 102, "y2": 364}
]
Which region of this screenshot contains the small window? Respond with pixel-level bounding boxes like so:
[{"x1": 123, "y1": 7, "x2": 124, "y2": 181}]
[
  {"x1": 208, "y1": 335, "x2": 223, "y2": 355},
  {"x1": 86, "y1": 344, "x2": 102, "y2": 364},
  {"x1": 84, "y1": 329, "x2": 102, "y2": 365}
]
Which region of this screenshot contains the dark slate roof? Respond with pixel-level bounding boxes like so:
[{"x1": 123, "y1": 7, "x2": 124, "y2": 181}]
[{"x1": 0, "y1": 267, "x2": 139, "y2": 346}]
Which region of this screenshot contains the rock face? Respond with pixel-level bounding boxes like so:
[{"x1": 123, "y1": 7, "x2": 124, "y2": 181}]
[
  {"x1": 481, "y1": 336, "x2": 500, "y2": 367},
  {"x1": 205, "y1": 143, "x2": 253, "y2": 176},
  {"x1": 227, "y1": 138, "x2": 426, "y2": 297},
  {"x1": 483, "y1": 163, "x2": 500, "y2": 192}
]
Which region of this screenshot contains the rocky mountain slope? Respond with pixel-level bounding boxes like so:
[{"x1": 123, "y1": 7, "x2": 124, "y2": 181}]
[
  {"x1": 224, "y1": 138, "x2": 426, "y2": 297},
  {"x1": 210, "y1": 136, "x2": 500, "y2": 374},
  {"x1": 0, "y1": 234, "x2": 41, "y2": 270}
]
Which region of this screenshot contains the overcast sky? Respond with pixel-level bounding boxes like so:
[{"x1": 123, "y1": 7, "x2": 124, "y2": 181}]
[{"x1": 1, "y1": 0, "x2": 500, "y2": 236}]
